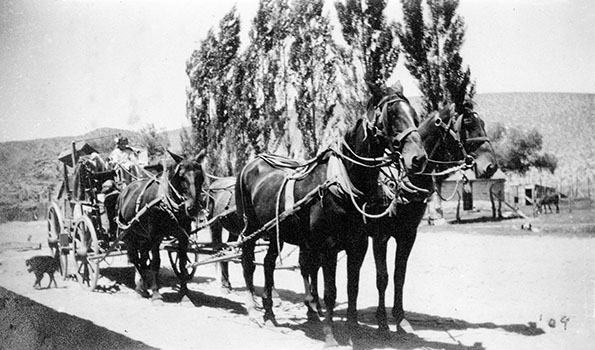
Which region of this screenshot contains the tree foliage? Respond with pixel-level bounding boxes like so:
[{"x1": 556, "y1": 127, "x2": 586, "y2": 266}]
[
  {"x1": 335, "y1": 0, "x2": 400, "y2": 105},
  {"x1": 139, "y1": 123, "x2": 170, "y2": 164},
  {"x1": 289, "y1": 0, "x2": 340, "y2": 158},
  {"x1": 397, "y1": 0, "x2": 474, "y2": 114},
  {"x1": 186, "y1": 8, "x2": 241, "y2": 174},
  {"x1": 184, "y1": 0, "x2": 446, "y2": 170},
  {"x1": 489, "y1": 123, "x2": 558, "y2": 175},
  {"x1": 246, "y1": 0, "x2": 292, "y2": 154}
]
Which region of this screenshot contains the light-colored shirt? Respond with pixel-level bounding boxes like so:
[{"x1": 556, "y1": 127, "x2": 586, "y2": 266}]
[{"x1": 108, "y1": 147, "x2": 138, "y2": 169}]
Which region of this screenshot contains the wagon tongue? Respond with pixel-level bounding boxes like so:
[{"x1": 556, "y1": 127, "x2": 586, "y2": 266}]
[{"x1": 186, "y1": 246, "x2": 267, "y2": 269}]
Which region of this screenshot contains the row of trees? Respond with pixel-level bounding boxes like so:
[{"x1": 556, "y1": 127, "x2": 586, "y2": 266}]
[{"x1": 183, "y1": 0, "x2": 476, "y2": 175}]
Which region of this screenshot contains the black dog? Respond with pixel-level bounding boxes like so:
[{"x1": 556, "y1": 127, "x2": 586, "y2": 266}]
[{"x1": 25, "y1": 250, "x2": 60, "y2": 289}]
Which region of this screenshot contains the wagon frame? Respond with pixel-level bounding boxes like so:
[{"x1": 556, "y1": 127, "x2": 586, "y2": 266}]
[{"x1": 47, "y1": 141, "x2": 308, "y2": 292}]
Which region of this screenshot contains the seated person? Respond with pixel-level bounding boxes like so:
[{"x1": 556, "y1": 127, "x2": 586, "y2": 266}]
[
  {"x1": 101, "y1": 180, "x2": 119, "y2": 241},
  {"x1": 108, "y1": 137, "x2": 144, "y2": 185}
]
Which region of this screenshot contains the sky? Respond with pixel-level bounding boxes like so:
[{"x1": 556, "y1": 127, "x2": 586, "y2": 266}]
[{"x1": 0, "y1": 0, "x2": 593, "y2": 142}]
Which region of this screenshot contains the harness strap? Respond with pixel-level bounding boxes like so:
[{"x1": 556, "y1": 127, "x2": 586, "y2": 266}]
[
  {"x1": 395, "y1": 126, "x2": 418, "y2": 144},
  {"x1": 135, "y1": 179, "x2": 155, "y2": 213}
]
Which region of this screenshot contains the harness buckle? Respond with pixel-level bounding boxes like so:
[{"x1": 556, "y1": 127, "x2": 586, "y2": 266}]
[
  {"x1": 318, "y1": 185, "x2": 326, "y2": 208},
  {"x1": 464, "y1": 155, "x2": 475, "y2": 168}
]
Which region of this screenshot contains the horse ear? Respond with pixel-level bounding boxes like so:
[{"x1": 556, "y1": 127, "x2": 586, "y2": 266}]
[
  {"x1": 168, "y1": 150, "x2": 184, "y2": 163},
  {"x1": 194, "y1": 149, "x2": 206, "y2": 164},
  {"x1": 390, "y1": 81, "x2": 404, "y2": 95}
]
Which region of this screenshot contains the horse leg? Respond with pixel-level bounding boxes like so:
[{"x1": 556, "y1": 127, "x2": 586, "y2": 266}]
[
  {"x1": 310, "y1": 256, "x2": 324, "y2": 318},
  {"x1": 346, "y1": 235, "x2": 368, "y2": 328},
  {"x1": 321, "y1": 249, "x2": 338, "y2": 348},
  {"x1": 149, "y1": 245, "x2": 163, "y2": 302},
  {"x1": 393, "y1": 228, "x2": 417, "y2": 333},
  {"x1": 299, "y1": 248, "x2": 322, "y2": 321},
  {"x1": 372, "y1": 233, "x2": 391, "y2": 333},
  {"x1": 212, "y1": 222, "x2": 232, "y2": 291},
  {"x1": 129, "y1": 246, "x2": 150, "y2": 298},
  {"x1": 241, "y1": 240, "x2": 260, "y2": 317},
  {"x1": 176, "y1": 228, "x2": 190, "y2": 296},
  {"x1": 262, "y1": 241, "x2": 280, "y2": 326}
]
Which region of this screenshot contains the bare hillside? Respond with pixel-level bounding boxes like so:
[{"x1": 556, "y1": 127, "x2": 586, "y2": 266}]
[{"x1": 474, "y1": 93, "x2": 595, "y2": 185}]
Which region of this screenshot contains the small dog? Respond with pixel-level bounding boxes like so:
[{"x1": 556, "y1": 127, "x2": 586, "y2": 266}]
[{"x1": 25, "y1": 250, "x2": 61, "y2": 289}]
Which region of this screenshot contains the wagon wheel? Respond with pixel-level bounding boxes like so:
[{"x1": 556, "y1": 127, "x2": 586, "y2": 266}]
[
  {"x1": 47, "y1": 203, "x2": 69, "y2": 278},
  {"x1": 166, "y1": 244, "x2": 199, "y2": 280},
  {"x1": 72, "y1": 215, "x2": 100, "y2": 291}
]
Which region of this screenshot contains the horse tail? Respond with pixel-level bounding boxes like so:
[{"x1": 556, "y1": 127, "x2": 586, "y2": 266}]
[{"x1": 235, "y1": 162, "x2": 257, "y2": 237}]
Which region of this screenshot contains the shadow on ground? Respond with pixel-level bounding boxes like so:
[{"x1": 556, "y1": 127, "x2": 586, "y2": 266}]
[
  {"x1": 274, "y1": 305, "x2": 544, "y2": 350},
  {"x1": 0, "y1": 286, "x2": 157, "y2": 350}
]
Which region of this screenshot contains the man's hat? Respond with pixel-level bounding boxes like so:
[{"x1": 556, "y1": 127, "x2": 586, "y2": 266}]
[{"x1": 116, "y1": 137, "x2": 129, "y2": 146}]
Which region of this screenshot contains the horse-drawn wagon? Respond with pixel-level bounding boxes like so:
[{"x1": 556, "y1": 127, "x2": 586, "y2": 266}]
[
  {"x1": 45, "y1": 140, "x2": 211, "y2": 292},
  {"x1": 46, "y1": 140, "x2": 120, "y2": 290}
]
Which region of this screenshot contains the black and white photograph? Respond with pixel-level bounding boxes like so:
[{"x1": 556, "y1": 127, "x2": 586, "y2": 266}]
[{"x1": 1, "y1": 0, "x2": 593, "y2": 349}]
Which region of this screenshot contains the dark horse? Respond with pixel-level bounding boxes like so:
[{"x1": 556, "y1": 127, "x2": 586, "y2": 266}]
[
  {"x1": 368, "y1": 102, "x2": 498, "y2": 334},
  {"x1": 116, "y1": 150, "x2": 207, "y2": 301},
  {"x1": 236, "y1": 86, "x2": 427, "y2": 346}
]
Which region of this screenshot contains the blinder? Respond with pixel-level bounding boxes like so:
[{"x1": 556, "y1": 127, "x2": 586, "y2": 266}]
[{"x1": 456, "y1": 111, "x2": 490, "y2": 153}]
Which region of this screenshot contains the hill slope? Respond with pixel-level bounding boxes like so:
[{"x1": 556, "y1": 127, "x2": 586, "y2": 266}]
[{"x1": 474, "y1": 93, "x2": 595, "y2": 185}]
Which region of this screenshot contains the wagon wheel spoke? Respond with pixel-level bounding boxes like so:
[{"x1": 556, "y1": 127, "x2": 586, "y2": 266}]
[
  {"x1": 47, "y1": 204, "x2": 69, "y2": 277},
  {"x1": 72, "y1": 216, "x2": 100, "y2": 291}
]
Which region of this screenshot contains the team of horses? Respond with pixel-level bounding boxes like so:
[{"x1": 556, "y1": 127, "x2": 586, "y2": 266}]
[
  {"x1": 76, "y1": 83, "x2": 497, "y2": 347},
  {"x1": 202, "y1": 85, "x2": 498, "y2": 345}
]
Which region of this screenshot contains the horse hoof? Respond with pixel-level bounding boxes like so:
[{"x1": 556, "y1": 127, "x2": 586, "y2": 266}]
[
  {"x1": 323, "y1": 336, "x2": 340, "y2": 348},
  {"x1": 151, "y1": 293, "x2": 164, "y2": 304},
  {"x1": 180, "y1": 295, "x2": 192, "y2": 305},
  {"x1": 264, "y1": 318, "x2": 278, "y2": 327},
  {"x1": 397, "y1": 319, "x2": 414, "y2": 334}
]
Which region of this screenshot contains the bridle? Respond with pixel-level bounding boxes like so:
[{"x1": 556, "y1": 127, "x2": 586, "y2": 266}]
[{"x1": 368, "y1": 94, "x2": 421, "y2": 154}]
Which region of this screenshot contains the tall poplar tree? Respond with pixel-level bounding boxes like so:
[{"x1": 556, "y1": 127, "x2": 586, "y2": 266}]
[
  {"x1": 335, "y1": 0, "x2": 400, "y2": 112},
  {"x1": 247, "y1": 0, "x2": 292, "y2": 154},
  {"x1": 397, "y1": 0, "x2": 475, "y2": 114},
  {"x1": 185, "y1": 8, "x2": 241, "y2": 174},
  {"x1": 289, "y1": 0, "x2": 340, "y2": 158}
]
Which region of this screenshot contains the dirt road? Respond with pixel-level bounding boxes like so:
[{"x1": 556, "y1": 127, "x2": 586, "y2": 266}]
[{"x1": 1, "y1": 219, "x2": 594, "y2": 350}]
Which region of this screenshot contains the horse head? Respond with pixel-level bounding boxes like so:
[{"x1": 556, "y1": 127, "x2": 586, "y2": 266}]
[
  {"x1": 420, "y1": 104, "x2": 469, "y2": 170},
  {"x1": 370, "y1": 83, "x2": 427, "y2": 174},
  {"x1": 454, "y1": 103, "x2": 498, "y2": 179},
  {"x1": 168, "y1": 149, "x2": 208, "y2": 217}
]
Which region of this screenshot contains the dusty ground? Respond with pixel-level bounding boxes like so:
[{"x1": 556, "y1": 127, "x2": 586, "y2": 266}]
[{"x1": 1, "y1": 205, "x2": 594, "y2": 350}]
